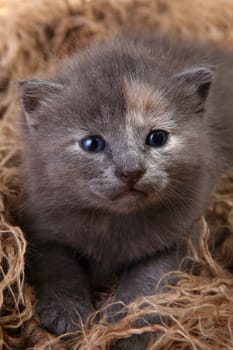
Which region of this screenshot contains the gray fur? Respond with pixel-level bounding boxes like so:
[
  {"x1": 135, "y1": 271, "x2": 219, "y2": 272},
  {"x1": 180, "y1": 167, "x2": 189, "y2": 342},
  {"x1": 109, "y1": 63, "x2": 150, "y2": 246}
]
[{"x1": 19, "y1": 31, "x2": 233, "y2": 346}]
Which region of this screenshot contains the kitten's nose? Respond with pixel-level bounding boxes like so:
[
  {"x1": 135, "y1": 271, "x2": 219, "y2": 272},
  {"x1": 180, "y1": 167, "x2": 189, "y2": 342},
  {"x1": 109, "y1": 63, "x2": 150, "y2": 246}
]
[{"x1": 115, "y1": 169, "x2": 145, "y2": 185}]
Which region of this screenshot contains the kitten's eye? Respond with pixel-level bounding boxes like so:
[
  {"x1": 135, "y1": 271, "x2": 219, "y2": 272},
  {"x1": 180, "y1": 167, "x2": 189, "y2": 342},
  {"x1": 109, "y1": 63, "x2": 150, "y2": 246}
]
[
  {"x1": 80, "y1": 135, "x2": 106, "y2": 152},
  {"x1": 146, "y1": 130, "x2": 169, "y2": 148}
]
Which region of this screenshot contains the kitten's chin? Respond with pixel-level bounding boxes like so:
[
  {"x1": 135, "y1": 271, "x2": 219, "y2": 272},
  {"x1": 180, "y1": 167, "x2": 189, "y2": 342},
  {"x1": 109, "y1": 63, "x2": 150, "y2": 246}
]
[
  {"x1": 89, "y1": 187, "x2": 160, "y2": 213},
  {"x1": 107, "y1": 190, "x2": 150, "y2": 213}
]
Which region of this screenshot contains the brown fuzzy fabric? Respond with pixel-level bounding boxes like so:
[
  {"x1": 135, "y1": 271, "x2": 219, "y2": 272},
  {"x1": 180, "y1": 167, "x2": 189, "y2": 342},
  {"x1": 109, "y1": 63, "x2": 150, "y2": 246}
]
[{"x1": 0, "y1": 0, "x2": 233, "y2": 349}]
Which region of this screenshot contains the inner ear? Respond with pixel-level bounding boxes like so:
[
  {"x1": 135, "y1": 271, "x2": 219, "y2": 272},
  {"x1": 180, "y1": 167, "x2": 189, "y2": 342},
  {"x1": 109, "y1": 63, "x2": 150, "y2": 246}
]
[
  {"x1": 197, "y1": 81, "x2": 212, "y2": 101},
  {"x1": 18, "y1": 79, "x2": 63, "y2": 116},
  {"x1": 172, "y1": 65, "x2": 216, "y2": 105}
]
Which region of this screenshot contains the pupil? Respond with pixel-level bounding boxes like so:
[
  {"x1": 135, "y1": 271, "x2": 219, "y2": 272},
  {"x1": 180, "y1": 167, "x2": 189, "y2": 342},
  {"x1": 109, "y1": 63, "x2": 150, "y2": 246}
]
[
  {"x1": 152, "y1": 132, "x2": 162, "y2": 144},
  {"x1": 89, "y1": 138, "x2": 98, "y2": 151}
]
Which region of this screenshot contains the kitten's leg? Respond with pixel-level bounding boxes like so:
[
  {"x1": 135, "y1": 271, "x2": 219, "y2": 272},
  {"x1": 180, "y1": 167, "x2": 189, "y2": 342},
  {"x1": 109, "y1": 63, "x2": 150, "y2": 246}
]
[
  {"x1": 107, "y1": 244, "x2": 186, "y2": 349},
  {"x1": 114, "y1": 245, "x2": 183, "y2": 305},
  {"x1": 27, "y1": 243, "x2": 94, "y2": 335}
]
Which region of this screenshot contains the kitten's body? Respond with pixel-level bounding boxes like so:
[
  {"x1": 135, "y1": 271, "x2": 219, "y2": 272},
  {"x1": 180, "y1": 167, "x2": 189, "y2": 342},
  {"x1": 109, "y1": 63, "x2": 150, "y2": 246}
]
[{"x1": 19, "y1": 31, "x2": 233, "y2": 345}]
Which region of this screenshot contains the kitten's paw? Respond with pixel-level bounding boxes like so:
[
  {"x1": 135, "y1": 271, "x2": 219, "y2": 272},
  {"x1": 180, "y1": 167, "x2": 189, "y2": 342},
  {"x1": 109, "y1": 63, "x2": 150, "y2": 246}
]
[
  {"x1": 110, "y1": 333, "x2": 155, "y2": 350},
  {"x1": 104, "y1": 303, "x2": 163, "y2": 349},
  {"x1": 103, "y1": 301, "x2": 128, "y2": 323},
  {"x1": 102, "y1": 299, "x2": 162, "y2": 325},
  {"x1": 37, "y1": 296, "x2": 94, "y2": 335}
]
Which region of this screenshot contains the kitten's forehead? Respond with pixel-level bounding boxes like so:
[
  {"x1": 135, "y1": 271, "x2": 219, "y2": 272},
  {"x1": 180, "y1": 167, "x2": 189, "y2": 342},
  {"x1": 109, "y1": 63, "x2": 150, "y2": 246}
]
[{"x1": 124, "y1": 78, "x2": 176, "y2": 131}]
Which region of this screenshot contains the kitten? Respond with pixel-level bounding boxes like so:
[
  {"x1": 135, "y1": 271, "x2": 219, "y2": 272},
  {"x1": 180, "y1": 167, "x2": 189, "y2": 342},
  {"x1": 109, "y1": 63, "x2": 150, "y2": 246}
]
[{"x1": 19, "y1": 30, "x2": 233, "y2": 346}]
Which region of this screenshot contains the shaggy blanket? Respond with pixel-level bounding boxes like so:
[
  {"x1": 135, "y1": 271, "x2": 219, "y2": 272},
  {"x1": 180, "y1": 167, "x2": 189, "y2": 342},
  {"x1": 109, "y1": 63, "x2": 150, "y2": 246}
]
[{"x1": 0, "y1": 0, "x2": 233, "y2": 349}]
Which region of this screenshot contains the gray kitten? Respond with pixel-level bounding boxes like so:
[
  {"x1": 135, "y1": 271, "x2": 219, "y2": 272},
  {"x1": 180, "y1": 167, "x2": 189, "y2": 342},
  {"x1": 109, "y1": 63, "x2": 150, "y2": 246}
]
[{"x1": 19, "y1": 31, "x2": 233, "y2": 348}]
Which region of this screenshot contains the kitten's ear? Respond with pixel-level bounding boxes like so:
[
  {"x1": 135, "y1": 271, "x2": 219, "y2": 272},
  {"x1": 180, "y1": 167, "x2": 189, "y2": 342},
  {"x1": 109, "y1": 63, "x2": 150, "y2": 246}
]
[
  {"x1": 18, "y1": 79, "x2": 63, "y2": 126},
  {"x1": 172, "y1": 65, "x2": 215, "y2": 112}
]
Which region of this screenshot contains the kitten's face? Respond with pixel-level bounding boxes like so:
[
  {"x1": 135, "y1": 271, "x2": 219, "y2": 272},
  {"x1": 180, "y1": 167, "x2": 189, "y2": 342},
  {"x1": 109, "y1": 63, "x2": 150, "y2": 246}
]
[
  {"x1": 19, "y1": 44, "x2": 213, "y2": 214},
  {"x1": 66, "y1": 80, "x2": 174, "y2": 213}
]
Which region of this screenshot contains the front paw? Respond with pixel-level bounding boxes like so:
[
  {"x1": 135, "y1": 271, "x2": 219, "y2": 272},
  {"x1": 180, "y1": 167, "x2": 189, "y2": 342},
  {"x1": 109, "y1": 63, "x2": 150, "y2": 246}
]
[
  {"x1": 103, "y1": 301, "x2": 163, "y2": 349},
  {"x1": 37, "y1": 295, "x2": 94, "y2": 335},
  {"x1": 103, "y1": 301, "x2": 128, "y2": 323},
  {"x1": 110, "y1": 333, "x2": 155, "y2": 350},
  {"x1": 102, "y1": 298, "x2": 162, "y2": 326}
]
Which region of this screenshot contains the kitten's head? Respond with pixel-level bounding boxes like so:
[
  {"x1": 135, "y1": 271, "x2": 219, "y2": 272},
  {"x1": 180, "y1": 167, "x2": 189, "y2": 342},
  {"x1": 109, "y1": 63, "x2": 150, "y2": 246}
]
[{"x1": 19, "y1": 37, "x2": 215, "y2": 214}]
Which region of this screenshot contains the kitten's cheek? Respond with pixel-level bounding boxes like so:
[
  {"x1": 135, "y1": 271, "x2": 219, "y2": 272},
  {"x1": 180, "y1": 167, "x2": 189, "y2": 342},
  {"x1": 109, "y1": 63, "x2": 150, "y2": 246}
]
[
  {"x1": 142, "y1": 173, "x2": 169, "y2": 194},
  {"x1": 87, "y1": 181, "x2": 116, "y2": 201},
  {"x1": 157, "y1": 178, "x2": 169, "y2": 192}
]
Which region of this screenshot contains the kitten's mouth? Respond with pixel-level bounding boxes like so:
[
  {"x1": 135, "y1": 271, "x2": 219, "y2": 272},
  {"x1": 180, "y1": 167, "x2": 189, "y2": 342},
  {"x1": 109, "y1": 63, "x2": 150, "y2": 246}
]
[{"x1": 111, "y1": 188, "x2": 148, "y2": 201}]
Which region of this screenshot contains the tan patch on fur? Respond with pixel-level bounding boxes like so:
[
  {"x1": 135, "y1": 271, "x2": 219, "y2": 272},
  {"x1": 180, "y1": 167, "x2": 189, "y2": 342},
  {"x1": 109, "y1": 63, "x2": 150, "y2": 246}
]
[
  {"x1": 124, "y1": 78, "x2": 167, "y2": 126},
  {"x1": 124, "y1": 79, "x2": 177, "y2": 148}
]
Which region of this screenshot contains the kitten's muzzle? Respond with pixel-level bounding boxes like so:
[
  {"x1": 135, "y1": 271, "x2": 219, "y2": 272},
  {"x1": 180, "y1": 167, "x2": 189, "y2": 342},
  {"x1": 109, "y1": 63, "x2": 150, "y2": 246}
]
[
  {"x1": 115, "y1": 168, "x2": 146, "y2": 186},
  {"x1": 112, "y1": 168, "x2": 147, "y2": 202}
]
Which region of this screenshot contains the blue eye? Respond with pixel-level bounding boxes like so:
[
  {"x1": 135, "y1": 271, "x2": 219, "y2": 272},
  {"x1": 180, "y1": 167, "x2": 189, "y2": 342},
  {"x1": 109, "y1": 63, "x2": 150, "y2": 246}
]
[
  {"x1": 80, "y1": 135, "x2": 106, "y2": 152},
  {"x1": 146, "y1": 130, "x2": 169, "y2": 148}
]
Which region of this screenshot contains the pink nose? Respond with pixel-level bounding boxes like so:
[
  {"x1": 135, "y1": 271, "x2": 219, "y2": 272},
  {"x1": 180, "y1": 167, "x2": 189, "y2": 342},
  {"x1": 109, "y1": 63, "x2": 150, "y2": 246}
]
[{"x1": 115, "y1": 169, "x2": 145, "y2": 185}]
